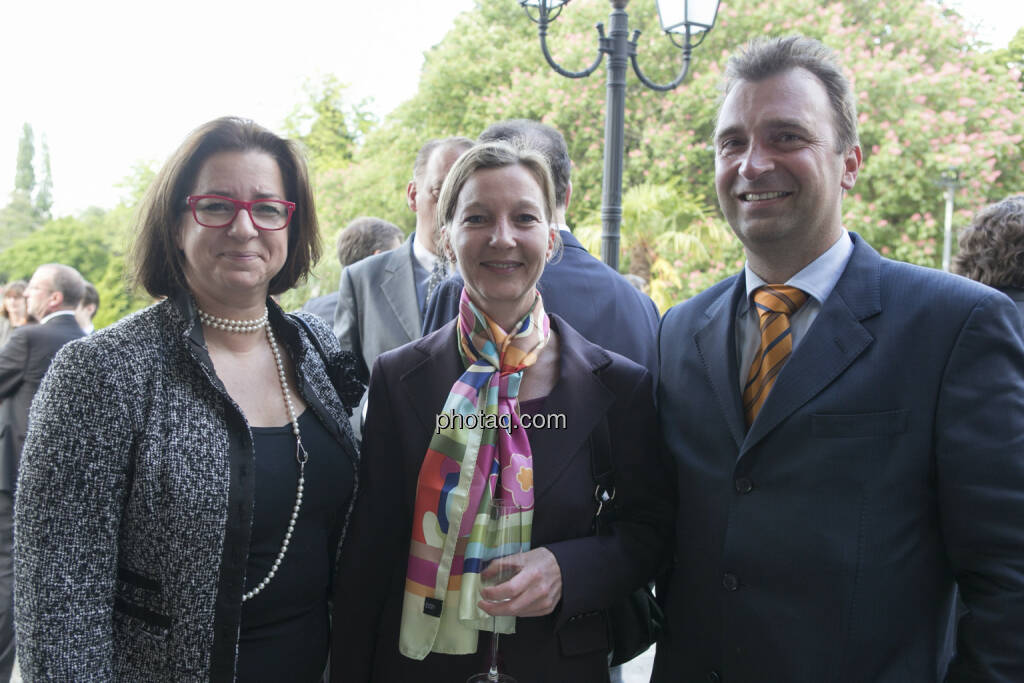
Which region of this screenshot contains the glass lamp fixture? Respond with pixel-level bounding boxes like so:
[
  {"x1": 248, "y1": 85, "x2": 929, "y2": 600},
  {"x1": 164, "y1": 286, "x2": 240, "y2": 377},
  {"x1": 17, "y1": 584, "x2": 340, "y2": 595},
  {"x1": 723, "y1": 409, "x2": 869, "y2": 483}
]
[
  {"x1": 517, "y1": 0, "x2": 721, "y2": 269},
  {"x1": 656, "y1": 0, "x2": 721, "y2": 46},
  {"x1": 518, "y1": 0, "x2": 569, "y2": 9}
]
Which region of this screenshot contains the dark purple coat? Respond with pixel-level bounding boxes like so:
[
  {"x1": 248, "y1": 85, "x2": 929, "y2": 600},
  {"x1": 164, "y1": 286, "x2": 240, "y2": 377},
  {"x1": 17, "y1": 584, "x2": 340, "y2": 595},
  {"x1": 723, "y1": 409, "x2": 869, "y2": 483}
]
[{"x1": 330, "y1": 315, "x2": 671, "y2": 683}]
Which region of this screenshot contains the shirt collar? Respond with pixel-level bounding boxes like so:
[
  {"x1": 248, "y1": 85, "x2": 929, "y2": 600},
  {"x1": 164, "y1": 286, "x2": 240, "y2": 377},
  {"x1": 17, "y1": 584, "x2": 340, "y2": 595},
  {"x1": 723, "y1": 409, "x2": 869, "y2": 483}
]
[
  {"x1": 40, "y1": 310, "x2": 77, "y2": 325},
  {"x1": 411, "y1": 234, "x2": 440, "y2": 272},
  {"x1": 740, "y1": 229, "x2": 854, "y2": 313}
]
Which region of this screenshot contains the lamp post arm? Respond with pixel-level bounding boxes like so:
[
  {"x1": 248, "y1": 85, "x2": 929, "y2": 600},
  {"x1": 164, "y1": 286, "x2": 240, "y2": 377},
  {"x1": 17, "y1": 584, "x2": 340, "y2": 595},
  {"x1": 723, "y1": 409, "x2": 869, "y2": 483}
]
[
  {"x1": 629, "y1": 30, "x2": 692, "y2": 91},
  {"x1": 538, "y1": 21, "x2": 607, "y2": 79}
]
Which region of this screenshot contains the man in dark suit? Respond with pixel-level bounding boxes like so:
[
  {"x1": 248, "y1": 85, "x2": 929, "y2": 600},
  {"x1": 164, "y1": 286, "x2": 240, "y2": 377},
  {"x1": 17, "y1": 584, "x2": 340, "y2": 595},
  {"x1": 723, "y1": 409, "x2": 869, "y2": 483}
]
[
  {"x1": 655, "y1": 36, "x2": 1024, "y2": 682},
  {"x1": 422, "y1": 119, "x2": 660, "y2": 377},
  {"x1": 0, "y1": 263, "x2": 86, "y2": 681}
]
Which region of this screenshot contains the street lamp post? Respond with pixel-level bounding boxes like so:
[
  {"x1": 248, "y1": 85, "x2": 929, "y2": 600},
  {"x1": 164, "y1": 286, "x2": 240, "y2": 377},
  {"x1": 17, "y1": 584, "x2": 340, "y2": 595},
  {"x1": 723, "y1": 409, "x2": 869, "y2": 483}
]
[
  {"x1": 519, "y1": 0, "x2": 721, "y2": 270},
  {"x1": 937, "y1": 167, "x2": 960, "y2": 272}
]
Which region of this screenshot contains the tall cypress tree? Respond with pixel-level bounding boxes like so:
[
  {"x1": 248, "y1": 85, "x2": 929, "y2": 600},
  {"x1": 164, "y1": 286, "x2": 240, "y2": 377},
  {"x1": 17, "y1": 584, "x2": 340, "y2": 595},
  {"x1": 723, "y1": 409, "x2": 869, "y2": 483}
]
[
  {"x1": 1, "y1": 123, "x2": 44, "y2": 248},
  {"x1": 35, "y1": 137, "x2": 53, "y2": 220},
  {"x1": 14, "y1": 123, "x2": 35, "y2": 195}
]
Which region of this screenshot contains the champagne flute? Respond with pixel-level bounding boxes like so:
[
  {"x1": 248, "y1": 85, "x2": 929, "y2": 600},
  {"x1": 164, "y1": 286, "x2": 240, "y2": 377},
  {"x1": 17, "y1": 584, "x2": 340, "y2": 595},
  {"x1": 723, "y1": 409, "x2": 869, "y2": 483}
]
[{"x1": 467, "y1": 499, "x2": 522, "y2": 683}]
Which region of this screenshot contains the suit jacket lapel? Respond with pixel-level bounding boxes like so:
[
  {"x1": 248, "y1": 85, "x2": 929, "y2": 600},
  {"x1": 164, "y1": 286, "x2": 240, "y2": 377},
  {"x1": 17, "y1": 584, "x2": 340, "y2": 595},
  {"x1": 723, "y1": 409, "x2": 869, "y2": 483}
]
[
  {"x1": 741, "y1": 235, "x2": 882, "y2": 454},
  {"x1": 381, "y1": 237, "x2": 422, "y2": 342},
  {"x1": 399, "y1": 321, "x2": 461, "y2": 443},
  {"x1": 529, "y1": 317, "x2": 614, "y2": 502},
  {"x1": 46, "y1": 314, "x2": 85, "y2": 339},
  {"x1": 694, "y1": 276, "x2": 747, "y2": 450}
]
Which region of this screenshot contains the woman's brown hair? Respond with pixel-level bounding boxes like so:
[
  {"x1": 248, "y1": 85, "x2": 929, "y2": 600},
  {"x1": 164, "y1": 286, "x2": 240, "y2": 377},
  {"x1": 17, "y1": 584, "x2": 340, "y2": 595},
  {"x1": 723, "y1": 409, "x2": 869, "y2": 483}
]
[{"x1": 131, "y1": 117, "x2": 321, "y2": 298}]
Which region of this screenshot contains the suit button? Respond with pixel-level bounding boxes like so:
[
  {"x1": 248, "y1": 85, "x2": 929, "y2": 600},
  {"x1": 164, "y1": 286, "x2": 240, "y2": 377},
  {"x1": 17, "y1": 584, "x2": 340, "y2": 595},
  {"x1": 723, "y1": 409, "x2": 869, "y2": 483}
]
[
  {"x1": 722, "y1": 573, "x2": 739, "y2": 591},
  {"x1": 707, "y1": 672, "x2": 721, "y2": 682},
  {"x1": 734, "y1": 477, "x2": 753, "y2": 494}
]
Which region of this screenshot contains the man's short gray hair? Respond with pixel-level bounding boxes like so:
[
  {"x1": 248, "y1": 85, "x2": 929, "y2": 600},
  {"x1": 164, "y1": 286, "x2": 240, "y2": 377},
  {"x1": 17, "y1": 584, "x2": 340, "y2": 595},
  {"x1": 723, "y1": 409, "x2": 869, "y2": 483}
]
[{"x1": 38, "y1": 263, "x2": 85, "y2": 309}]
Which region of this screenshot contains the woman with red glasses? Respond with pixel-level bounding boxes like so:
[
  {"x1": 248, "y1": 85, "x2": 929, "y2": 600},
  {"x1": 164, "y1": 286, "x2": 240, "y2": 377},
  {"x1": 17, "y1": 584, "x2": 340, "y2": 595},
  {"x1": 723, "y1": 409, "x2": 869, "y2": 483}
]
[{"x1": 14, "y1": 117, "x2": 363, "y2": 681}]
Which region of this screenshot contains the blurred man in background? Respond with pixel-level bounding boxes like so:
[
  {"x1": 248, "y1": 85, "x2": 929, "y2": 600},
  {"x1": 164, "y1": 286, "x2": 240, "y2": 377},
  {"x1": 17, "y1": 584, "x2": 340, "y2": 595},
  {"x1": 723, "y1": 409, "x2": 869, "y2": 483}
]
[{"x1": 303, "y1": 217, "x2": 403, "y2": 323}]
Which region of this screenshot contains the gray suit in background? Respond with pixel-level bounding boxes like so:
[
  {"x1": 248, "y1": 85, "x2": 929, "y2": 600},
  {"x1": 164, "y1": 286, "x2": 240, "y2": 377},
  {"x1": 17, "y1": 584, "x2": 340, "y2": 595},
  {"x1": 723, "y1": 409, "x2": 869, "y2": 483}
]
[{"x1": 333, "y1": 235, "x2": 420, "y2": 382}]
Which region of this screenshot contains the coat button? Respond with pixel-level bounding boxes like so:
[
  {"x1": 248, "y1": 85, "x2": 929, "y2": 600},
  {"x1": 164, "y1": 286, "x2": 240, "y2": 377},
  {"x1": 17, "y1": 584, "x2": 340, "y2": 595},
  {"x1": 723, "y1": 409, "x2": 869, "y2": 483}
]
[
  {"x1": 722, "y1": 573, "x2": 739, "y2": 591},
  {"x1": 707, "y1": 672, "x2": 721, "y2": 682},
  {"x1": 734, "y1": 477, "x2": 753, "y2": 494}
]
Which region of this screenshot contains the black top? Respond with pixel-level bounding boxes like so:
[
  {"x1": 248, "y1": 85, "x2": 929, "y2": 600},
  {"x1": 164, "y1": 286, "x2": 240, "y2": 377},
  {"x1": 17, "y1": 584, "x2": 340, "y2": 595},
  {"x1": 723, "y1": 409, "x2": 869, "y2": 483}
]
[
  {"x1": 237, "y1": 409, "x2": 354, "y2": 683},
  {"x1": 519, "y1": 396, "x2": 548, "y2": 428}
]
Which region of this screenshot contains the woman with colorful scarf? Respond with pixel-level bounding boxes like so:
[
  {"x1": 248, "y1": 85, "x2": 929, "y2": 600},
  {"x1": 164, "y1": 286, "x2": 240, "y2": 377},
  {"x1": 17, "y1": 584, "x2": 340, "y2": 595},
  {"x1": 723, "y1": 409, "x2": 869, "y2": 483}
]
[{"x1": 330, "y1": 142, "x2": 671, "y2": 682}]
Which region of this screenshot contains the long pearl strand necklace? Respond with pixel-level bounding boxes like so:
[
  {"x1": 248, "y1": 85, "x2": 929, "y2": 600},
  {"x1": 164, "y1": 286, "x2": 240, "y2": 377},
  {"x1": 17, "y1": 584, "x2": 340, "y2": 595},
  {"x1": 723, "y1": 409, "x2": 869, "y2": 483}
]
[{"x1": 197, "y1": 307, "x2": 307, "y2": 602}]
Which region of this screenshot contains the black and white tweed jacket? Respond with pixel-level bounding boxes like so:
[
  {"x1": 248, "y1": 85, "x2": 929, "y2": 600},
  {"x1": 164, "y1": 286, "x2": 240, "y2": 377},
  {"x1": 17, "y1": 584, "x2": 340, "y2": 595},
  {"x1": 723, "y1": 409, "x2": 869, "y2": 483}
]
[{"x1": 14, "y1": 293, "x2": 362, "y2": 682}]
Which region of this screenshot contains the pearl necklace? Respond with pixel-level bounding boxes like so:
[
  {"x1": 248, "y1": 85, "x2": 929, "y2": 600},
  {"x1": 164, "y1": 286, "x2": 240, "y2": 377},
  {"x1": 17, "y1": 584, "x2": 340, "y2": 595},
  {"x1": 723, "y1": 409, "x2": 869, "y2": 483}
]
[
  {"x1": 197, "y1": 308, "x2": 268, "y2": 333},
  {"x1": 197, "y1": 308, "x2": 307, "y2": 602}
]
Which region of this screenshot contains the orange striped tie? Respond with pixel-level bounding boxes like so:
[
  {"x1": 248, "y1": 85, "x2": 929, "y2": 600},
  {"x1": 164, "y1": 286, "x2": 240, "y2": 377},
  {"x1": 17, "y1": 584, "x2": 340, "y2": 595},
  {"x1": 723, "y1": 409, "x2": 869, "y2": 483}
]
[{"x1": 742, "y1": 285, "x2": 808, "y2": 426}]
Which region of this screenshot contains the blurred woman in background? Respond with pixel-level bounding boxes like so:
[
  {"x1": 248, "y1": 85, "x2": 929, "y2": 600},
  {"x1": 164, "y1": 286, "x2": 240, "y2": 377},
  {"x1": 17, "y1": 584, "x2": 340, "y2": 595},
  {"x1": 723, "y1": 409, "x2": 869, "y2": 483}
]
[
  {"x1": 0, "y1": 281, "x2": 32, "y2": 348},
  {"x1": 954, "y1": 194, "x2": 1024, "y2": 323}
]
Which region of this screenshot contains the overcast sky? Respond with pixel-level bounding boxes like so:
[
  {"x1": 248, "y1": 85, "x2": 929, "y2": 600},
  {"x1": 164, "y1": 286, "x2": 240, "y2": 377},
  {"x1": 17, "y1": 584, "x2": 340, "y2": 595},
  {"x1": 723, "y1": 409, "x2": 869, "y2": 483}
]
[{"x1": 0, "y1": 0, "x2": 1019, "y2": 218}]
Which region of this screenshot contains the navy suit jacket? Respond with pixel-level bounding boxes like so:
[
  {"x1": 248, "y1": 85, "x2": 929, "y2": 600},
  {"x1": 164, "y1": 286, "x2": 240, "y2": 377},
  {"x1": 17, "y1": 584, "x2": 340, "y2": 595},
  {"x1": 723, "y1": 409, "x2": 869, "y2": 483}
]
[
  {"x1": 0, "y1": 314, "x2": 85, "y2": 491},
  {"x1": 421, "y1": 232, "x2": 660, "y2": 378},
  {"x1": 655, "y1": 234, "x2": 1024, "y2": 682},
  {"x1": 302, "y1": 291, "x2": 339, "y2": 325},
  {"x1": 999, "y1": 286, "x2": 1024, "y2": 327},
  {"x1": 330, "y1": 316, "x2": 672, "y2": 682}
]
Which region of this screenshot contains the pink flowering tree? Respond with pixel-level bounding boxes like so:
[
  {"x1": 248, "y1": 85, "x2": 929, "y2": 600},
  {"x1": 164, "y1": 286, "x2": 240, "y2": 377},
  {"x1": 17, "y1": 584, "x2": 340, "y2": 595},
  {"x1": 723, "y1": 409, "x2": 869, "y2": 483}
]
[{"x1": 296, "y1": 0, "x2": 1024, "y2": 310}]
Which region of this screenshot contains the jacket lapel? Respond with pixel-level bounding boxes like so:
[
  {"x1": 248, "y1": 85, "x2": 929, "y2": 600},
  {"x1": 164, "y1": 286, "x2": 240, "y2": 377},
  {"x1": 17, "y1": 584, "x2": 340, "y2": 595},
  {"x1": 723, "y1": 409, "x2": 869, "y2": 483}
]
[
  {"x1": 398, "y1": 321, "x2": 462, "y2": 440},
  {"x1": 741, "y1": 235, "x2": 882, "y2": 454},
  {"x1": 381, "y1": 237, "x2": 423, "y2": 342},
  {"x1": 529, "y1": 317, "x2": 615, "y2": 502},
  {"x1": 694, "y1": 276, "x2": 747, "y2": 451}
]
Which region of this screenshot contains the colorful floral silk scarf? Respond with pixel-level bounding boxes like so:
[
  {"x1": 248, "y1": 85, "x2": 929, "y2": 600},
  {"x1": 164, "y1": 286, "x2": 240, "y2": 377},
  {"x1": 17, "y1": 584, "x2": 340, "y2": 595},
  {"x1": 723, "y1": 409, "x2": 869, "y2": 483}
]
[{"x1": 399, "y1": 289, "x2": 548, "y2": 659}]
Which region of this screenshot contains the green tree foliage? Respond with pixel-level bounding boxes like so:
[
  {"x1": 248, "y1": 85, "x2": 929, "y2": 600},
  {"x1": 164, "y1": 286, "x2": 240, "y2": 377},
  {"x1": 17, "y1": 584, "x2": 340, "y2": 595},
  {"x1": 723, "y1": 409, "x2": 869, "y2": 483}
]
[
  {"x1": 284, "y1": 75, "x2": 377, "y2": 178},
  {"x1": 116, "y1": 161, "x2": 158, "y2": 205},
  {"x1": 988, "y1": 26, "x2": 1024, "y2": 73},
  {"x1": 0, "y1": 213, "x2": 110, "y2": 283},
  {"x1": 6, "y1": 0, "x2": 1023, "y2": 321},
  {"x1": 576, "y1": 182, "x2": 738, "y2": 310},
  {"x1": 301, "y1": 0, "x2": 1023, "y2": 307},
  {"x1": 0, "y1": 198, "x2": 149, "y2": 331},
  {"x1": 35, "y1": 137, "x2": 53, "y2": 220},
  {"x1": 0, "y1": 192, "x2": 39, "y2": 251},
  {"x1": 1, "y1": 123, "x2": 49, "y2": 249}
]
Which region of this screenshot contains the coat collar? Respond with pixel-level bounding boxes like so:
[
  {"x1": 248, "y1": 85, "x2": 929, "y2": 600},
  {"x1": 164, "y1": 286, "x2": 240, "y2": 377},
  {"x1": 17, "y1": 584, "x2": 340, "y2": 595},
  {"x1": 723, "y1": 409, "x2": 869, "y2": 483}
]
[
  {"x1": 38, "y1": 310, "x2": 78, "y2": 326},
  {"x1": 398, "y1": 314, "x2": 616, "y2": 503},
  {"x1": 559, "y1": 231, "x2": 586, "y2": 253},
  {"x1": 693, "y1": 275, "x2": 748, "y2": 450}
]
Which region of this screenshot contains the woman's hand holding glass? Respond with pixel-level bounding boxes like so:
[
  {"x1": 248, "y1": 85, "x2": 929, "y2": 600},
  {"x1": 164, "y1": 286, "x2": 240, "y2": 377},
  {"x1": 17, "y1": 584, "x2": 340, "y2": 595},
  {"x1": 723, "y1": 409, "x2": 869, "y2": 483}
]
[{"x1": 477, "y1": 546, "x2": 562, "y2": 617}]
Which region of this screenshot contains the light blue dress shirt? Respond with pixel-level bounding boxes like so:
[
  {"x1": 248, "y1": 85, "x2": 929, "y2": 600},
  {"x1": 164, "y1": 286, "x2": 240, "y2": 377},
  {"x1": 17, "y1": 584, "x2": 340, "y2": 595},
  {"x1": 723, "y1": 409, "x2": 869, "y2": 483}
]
[{"x1": 735, "y1": 230, "x2": 855, "y2": 391}]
